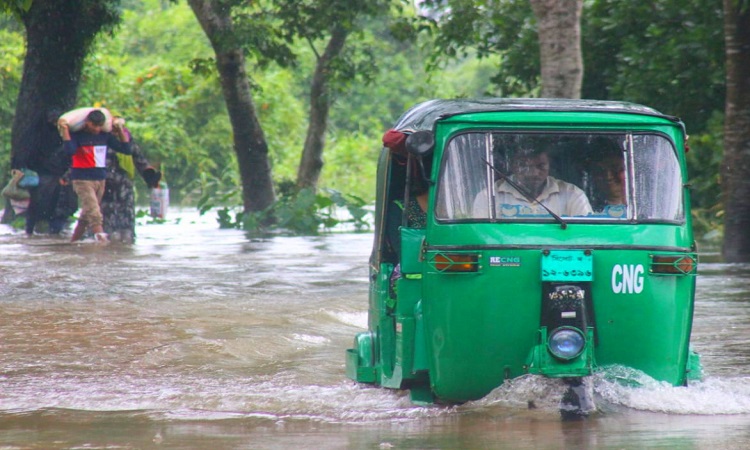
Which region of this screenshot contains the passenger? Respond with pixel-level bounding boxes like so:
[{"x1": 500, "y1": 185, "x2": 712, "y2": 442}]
[
  {"x1": 101, "y1": 125, "x2": 161, "y2": 243},
  {"x1": 59, "y1": 109, "x2": 131, "y2": 244},
  {"x1": 386, "y1": 172, "x2": 428, "y2": 299},
  {"x1": 382, "y1": 129, "x2": 429, "y2": 257},
  {"x1": 590, "y1": 139, "x2": 627, "y2": 211},
  {"x1": 12, "y1": 108, "x2": 75, "y2": 236},
  {"x1": 386, "y1": 171, "x2": 428, "y2": 256},
  {"x1": 473, "y1": 147, "x2": 592, "y2": 218},
  {"x1": 382, "y1": 129, "x2": 429, "y2": 298}
]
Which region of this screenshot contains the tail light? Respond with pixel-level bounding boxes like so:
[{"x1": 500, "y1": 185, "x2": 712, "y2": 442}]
[
  {"x1": 431, "y1": 253, "x2": 479, "y2": 273},
  {"x1": 650, "y1": 254, "x2": 697, "y2": 275}
]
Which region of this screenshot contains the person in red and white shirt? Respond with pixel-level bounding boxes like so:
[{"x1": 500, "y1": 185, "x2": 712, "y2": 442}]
[{"x1": 59, "y1": 109, "x2": 131, "y2": 243}]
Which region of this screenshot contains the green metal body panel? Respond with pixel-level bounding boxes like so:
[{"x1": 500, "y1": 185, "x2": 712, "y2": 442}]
[
  {"x1": 345, "y1": 98, "x2": 700, "y2": 404},
  {"x1": 421, "y1": 247, "x2": 696, "y2": 401}
]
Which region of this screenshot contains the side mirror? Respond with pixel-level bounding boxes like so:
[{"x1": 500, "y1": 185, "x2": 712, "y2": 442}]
[{"x1": 405, "y1": 130, "x2": 435, "y2": 157}]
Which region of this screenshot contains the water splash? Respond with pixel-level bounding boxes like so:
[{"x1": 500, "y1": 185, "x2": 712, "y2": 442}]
[
  {"x1": 470, "y1": 374, "x2": 569, "y2": 411},
  {"x1": 594, "y1": 366, "x2": 750, "y2": 415},
  {"x1": 462, "y1": 366, "x2": 750, "y2": 417}
]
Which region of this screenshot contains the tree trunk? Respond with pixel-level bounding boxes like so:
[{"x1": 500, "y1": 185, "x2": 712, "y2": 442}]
[
  {"x1": 3, "y1": 0, "x2": 120, "y2": 224},
  {"x1": 188, "y1": 0, "x2": 275, "y2": 213},
  {"x1": 722, "y1": 0, "x2": 750, "y2": 262},
  {"x1": 296, "y1": 25, "x2": 349, "y2": 190},
  {"x1": 529, "y1": 0, "x2": 583, "y2": 99}
]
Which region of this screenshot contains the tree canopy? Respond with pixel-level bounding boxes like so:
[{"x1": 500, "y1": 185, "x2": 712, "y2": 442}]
[{"x1": 0, "y1": 0, "x2": 737, "y2": 246}]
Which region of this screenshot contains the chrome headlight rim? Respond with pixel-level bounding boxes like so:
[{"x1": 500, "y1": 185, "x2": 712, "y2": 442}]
[{"x1": 547, "y1": 326, "x2": 586, "y2": 360}]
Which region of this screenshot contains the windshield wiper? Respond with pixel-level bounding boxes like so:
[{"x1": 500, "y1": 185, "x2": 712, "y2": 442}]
[{"x1": 482, "y1": 158, "x2": 568, "y2": 229}]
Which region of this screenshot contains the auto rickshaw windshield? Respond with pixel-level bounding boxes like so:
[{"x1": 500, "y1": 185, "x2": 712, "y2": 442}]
[{"x1": 435, "y1": 132, "x2": 683, "y2": 223}]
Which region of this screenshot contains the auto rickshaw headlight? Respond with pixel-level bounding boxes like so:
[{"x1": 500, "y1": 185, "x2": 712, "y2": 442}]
[{"x1": 547, "y1": 327, "x2": 586, "y2": 360}]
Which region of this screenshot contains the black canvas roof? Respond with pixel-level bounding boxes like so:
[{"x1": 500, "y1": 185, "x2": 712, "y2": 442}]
[{"x1": 392, "y1": 98, "x2": 680, "y2": 132}]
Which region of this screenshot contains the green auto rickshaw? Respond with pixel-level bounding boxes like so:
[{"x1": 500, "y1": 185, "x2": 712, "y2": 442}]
[{"x1": 346, "y1": 98, "x2": 702, "y2": 414}]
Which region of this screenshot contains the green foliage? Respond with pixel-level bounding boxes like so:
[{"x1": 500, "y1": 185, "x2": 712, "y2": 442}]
[
  {"x1": 195, "y1": 166, "x2": 241, "y2": 215},
  {"x1": 73, "y1": 0, "x2": 219, "y2": 202},
  {"x1": 317, "y1": 130, "x2": 379, "y2": 201},
  {"x1": 0, "y1": 0, "x2": 32, "y2": 15},
  {"x1": 78, "y1": 0, "x2": 361, "y2": 210},
  {"x1": 77, "y1": 0, "x2": 297, "y2": 205},
  {"x1": 4, "y1": 0, "x2": 728, "y2": 238},
  {"x1": 5, "y1": 0, "x2": 440, "y2": 217},
  {"x1": 687, "y1": 112, "x2": 723, "y2": 209},
  {"x1": 77, "y1": 0, "x2": 419, "y2": 215},
  {"x1": 250, "y1": 68, "x2": 308, "y2": 181},
  {"x1": 229, "y1": 5, "x2": 297, "y2": 69},
  {"x1": 421, "y1": 0, "x2": 725, "y2": 124},
  {"x1": 417, "y1": 0, "x2": 540, "y2": 97},
  {"x1": 203, "y1": 180, "x2": 371, "y2": 235},
  {"x1": 271, "y1": 0, "x2": 391, "y2": 42},
  {"x1": 326, "y1": 7, "x2": 505, "y2": 132},
  {"x1": 80, "y1": 57, "x2": 221, "y2": 202},
  {"x1": 0, "y1": 27, "x2": 23, "y2": 176},
  {"x1": 117, "y1": 0, "x2": 209, "y2": 70},
  {"x1": 326, "y1": 16, "x2": 433, "y2": 131},
  {"x1": 686, "y1": 112, "x2": 724, "y2": 240},
  {"x1": 583, "y1": 0, "x2": 725, "y2": 134},
  {"x1": 415, "y1": 0, "x2": 726, "y2": 237}
]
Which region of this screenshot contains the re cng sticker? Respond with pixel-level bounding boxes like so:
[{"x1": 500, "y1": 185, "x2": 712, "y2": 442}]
[{"x1": 490, "y1": 256, "x2": 522, "y2": 267}]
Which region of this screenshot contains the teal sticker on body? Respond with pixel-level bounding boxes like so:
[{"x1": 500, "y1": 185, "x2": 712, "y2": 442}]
[{"x1": 541, "y1": 250, "x2": 593, "y2": 282}]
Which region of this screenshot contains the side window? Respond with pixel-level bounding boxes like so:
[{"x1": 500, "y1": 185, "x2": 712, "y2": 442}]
[
  {"x1": 436, "y1": 133, "x2": 490, "y2": 220},
  {"x1": 632, "y1": 135, "x2": 683, "y2": 221}
]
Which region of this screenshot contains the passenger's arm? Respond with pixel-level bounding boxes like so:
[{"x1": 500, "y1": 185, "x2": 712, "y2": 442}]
[{"x1": 107, "y1": 133, "x2": 132, "y2": 155}]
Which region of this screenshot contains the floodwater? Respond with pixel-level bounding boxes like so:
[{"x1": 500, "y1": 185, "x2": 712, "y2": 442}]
[{"x1": 1, "y1": 210, "x2": 750, "y2": 450}]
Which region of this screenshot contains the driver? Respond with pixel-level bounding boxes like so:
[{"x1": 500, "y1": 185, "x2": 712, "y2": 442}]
[{"x1": 473, "y1": 147, "x2": 592, "y2": 218}]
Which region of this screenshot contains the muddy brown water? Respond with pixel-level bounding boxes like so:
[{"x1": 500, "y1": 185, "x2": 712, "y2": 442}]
[{"x1": 2, "y1": 211, "x2": 750, "y2": 449}]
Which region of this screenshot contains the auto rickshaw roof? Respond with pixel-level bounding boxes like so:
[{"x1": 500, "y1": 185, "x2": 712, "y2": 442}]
[{"x1": 392, "y1": 98, "x2": 681, "y2": 132}]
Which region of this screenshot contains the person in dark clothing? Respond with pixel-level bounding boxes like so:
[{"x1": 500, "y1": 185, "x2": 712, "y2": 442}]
[
  {"x1": 12, "y1": 109, "x2": 76, "y2": 235},
  {"x1": 381, "y1": 129, "x2": 432, "y2": 298},
  {"x1": 383, "y1": 129, "x2": 431, "y2": 258},
  {"x1": 101, "y1": 128, "x2": 160, "y2": 243},
  {"x1": 59, "y1": 109, "x2": 131, "y2": 243}
]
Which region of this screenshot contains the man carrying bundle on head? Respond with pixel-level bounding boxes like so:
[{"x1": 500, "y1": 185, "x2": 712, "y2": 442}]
[{"x1": 58, "y1": 109, "x2": 131, "y2": 244}]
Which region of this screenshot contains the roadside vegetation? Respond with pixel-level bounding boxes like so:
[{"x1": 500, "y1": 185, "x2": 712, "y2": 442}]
[{"x1": 0, "y1": 0, "x2": 730, "y2": 240}]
